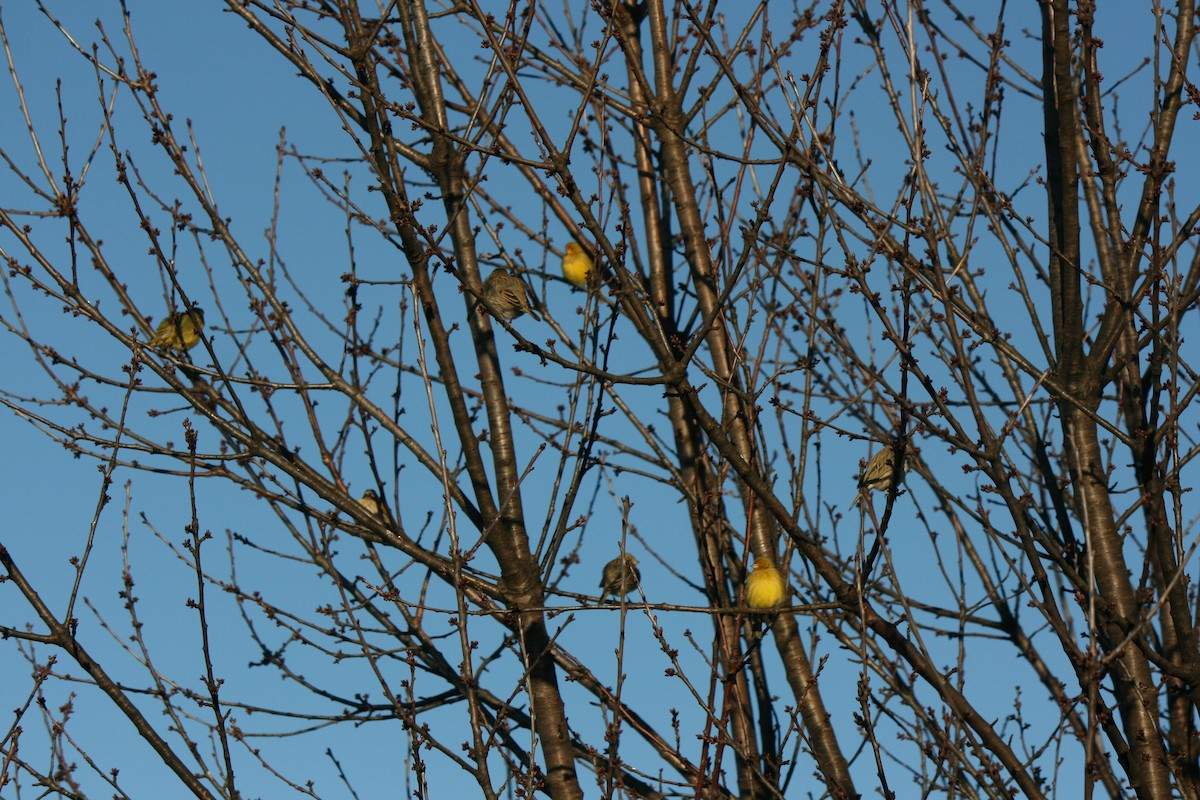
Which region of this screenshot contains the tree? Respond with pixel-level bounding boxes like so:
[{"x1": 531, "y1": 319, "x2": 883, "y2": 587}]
[{"x1": 2, "y1": 1, "x2": 1198, "y2": 798}]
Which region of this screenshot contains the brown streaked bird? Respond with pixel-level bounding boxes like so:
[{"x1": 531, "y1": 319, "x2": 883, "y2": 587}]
[
  {"x1": 599, "y1": 553, "x2": 640, "y2": 600},
  {"x1": 482, "y1": 269, "x2": 540, "y2": 322},
  {"x1": 148, "y1": 306, "x2": 205, "y2": 351},
  {"x1": 359, "y1": 489, "x2": 385, "y2": 519},
  {"x1": 851, "y1": 440, "x2": 910, "y2": 509},
  {"x1": 359, "y1": 489, "x2": 400, "y2": 534},
  {"x1": 561, "y1": 242, "x2": 594, "y2": 288}
]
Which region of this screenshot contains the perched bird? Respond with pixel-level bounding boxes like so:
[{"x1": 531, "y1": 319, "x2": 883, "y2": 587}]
[
  {"x1": 148, "y1": 306, "x2": 205, "y2": 351},
  {"x1": 851, "y1": 440, "x2": 910, "y2": 509},
  {"x1": 745, "y1": 557, "x2": 786, "y2": 640},
  {"x1": 359, "y1": 488, "x2": 397, "y2": 532},
  {"x1": 561, "y1": 242, "x2": 594, "y2": 288},
  {"x1": 359, "y1": 489, "x2": 386, "y2": 520},
  {"x1": 482, "y1": 269, "x2": 540, "y2": 322},
  {"x1": 745, "y1": 558, "x2": 786, "y2": 609},
  {"x1": 599, "y1": 553, "x2": 640, "y2": 600}
]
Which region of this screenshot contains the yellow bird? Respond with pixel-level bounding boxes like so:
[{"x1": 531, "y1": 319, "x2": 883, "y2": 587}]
[
  {"x1": 599, "y1": 554, "x2": 640, "y2": 600},
  {"x1": 745, "y1": 557, "x2": 786, "y2": 609},
  {"x1": 851, "y1": 440, "x2": 910, "y2": 509},
  {"x1": 148, "y1": 306, "x2": 205, "y2": 351},
  {"x1": 482, "y1": 269, "x2": 540, "y2": 321},
  {"x1": 561, "y1": 242, "x2": 594, "y2": 288}
]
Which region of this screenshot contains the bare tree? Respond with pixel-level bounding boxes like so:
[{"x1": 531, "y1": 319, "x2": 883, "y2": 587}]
[{"x1": 2, "y1": 1, "x2": 1199, "y2": 798}]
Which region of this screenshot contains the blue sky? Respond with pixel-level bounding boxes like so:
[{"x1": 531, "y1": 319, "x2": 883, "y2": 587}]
[{"x1": 0, "y1": 2, "x2": 1187, "y2": 798}]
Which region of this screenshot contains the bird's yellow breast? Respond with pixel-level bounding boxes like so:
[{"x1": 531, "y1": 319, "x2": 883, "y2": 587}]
[
  {"x1": 149, "y1": 309, "x2": 204, "y2": 350},
  {"x1": 562, "y1": 243, "x2": 594, "y2": 288},
  {"x1": 746, "y1": 561, "x2": 785, "y2": 608}
]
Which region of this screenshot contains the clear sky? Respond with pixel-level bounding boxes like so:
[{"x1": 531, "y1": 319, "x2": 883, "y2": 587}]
[{"x1": 0, "y1": 2, "x2": 1184, "y2": 799}]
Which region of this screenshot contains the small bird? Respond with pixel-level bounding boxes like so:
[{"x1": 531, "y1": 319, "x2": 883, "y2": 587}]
[
  {"x1": 482, "y1": 269, "x2": 540, "y2": 322},
  {"x1": 359, "y1": 488, "x2": 398, "y2": 532},
  {"x1": 745, "y1": 557, "x2": 786, "y2": 640},
  {"x1": 599, "y1": 553, "x2": 640, "y2": 600},
  {"x1": 745, "y1": 557, "x2": 786, "y2": 609},
  {"x1": 359, "y1": 489, "x2": 386, "y2": 520},
  {"x1": 851, "y1": 440, "x2": 910, "y2": 509},
  {"x1": 148, "y1": 306, "x2": 205, "y2": 351},
  {"x1": 561, "y1": 242, "x2": 594, "y2": 288}
]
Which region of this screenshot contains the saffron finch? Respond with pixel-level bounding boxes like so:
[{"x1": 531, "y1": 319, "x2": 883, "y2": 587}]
[
  {"x1": 599, "y1": 554, "x2": 640, "y2": 599},
  {"x1": 482, "y1": 269, "x2": 540, "y2": 322},
  {"x1": 561, "y1": 242, "x2": 594, "y2": 288},
  {"x1": 851, "y1": 440, "x2": 910, "y2": 509},
  {"x1": 745, "y1": 557, "x2": 785, "y2": 609},
  {"x1": 148, "y1": 306, "x2": 205, "y2": 351}
]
